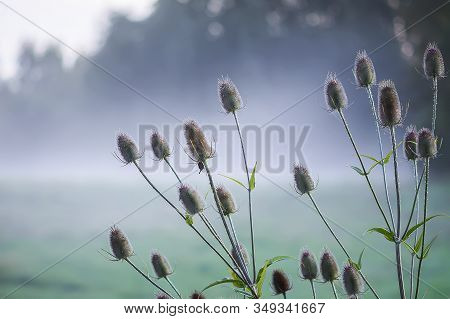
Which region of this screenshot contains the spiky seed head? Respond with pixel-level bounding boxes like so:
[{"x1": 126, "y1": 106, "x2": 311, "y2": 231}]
[
  {"x1": 378, "y1": 80, "x2": 402, "y2": 127},
  {"x1": 216, "y1": 186, "x2": 237, "y2": 216},
  {"x1": 404, "y1": 126, "x2": 418, "y2": 161},
  {"x1": 342, "y1": 264, "x2": 363, "y2": 298},
  {"x1": 320, "y1": 250, "x2": 339, "y2": 282},
  {"x1": 218, "y1": 77, "x2": 242, "y2": 113},
  {"x1": 418, "y1": 128, "x2": 437, "y2": 159},
  {"x1": 156, "y1": 293, "x2": 170, "y2": 299},
  {"x1": 109, "y1": 226, "x2": 133, "y2": 260},
  {"x1": 183, "y1": 120, "x2": 212, "y2": 162},
  {"x1": 423, "y1": 43, "x2": 445, "y2": 79},
  {"x1": 117, "y1": 133, "x2": 140, "y2": 164},
  {"x1": 190, "y1": 291, "x2": 206, "y2": 299},
  {"x1": 293, "y1": 164, "x2": 315, "y2": 195},
  {"x1": 271, "y1": 269, "x2": 292, "y2": 295},
  {"x1": 151, "y1": 251, "x2": 173, "y2": 278},
  {"x1": 179, "y1": 184, "x2": 204, "y2": 215},
  {"x1": 324, "y1": 73, "x2": 348, "y2": 111},
  {"x1": 231, "y1": 242, "x2": 249, "y2": 266},
  {"x1": 300, "y1": 250, "x2": 318, "y2": 280},
  {"x1": 354, "y1": 50, "x2": 376, "y2": 87},
  {"x1": 151, "y1": 131, "x2": 170, "y2": 160}
]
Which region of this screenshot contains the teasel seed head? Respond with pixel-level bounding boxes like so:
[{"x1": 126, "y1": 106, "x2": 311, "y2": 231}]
[
  {"x1": 293, "y1": 164, "x2": 315, "y2": 195},
  {"x1": 216, "y1": 185, "x2": 237, "y2": 216},
  {"x1": 324, "y1": 73, "x2": 348, "y2": 111},
  {"x1": 156, "y1": 292, "x2": 170, "y2": 299},
  {"x1": 423, "y1": 43, "x2": 445, "y2": 79},
  {"x1": 404, "y1": 126, "x2": 418, "y2": 161},
  {"x1": 151, "y1": 131, "x2": 171, "y2": 161},
  {"x1": 109, "y1": 226, "x2": 133, "y2": 260},
  {"x1": 151, "y1": 251, "x2": 173, "y2": 278},
  {"x1": 271, "y1": 269, "x2": 292, "y2": 295},
  {"x1": 342, "y1": 264, "x2": 363, "y2": 298},
  {"x1": 300, "y1": 250, "x2": 318, "y2": 280},
  {"x1": 190, "y1": 291, "x2": 206, "y2": 299},
  {"x1": 218, "y1": 77, "x2": 242, "y2": 113},
  {"x1": 354, "y1": 50, "x2": 376, "y2": 87},
  {"x1": 378, "y1": 80, "x2": 402, "y2": 127},
  {"x1": 116, "y1": 133, "x2": 140, "y2": 164},
  {"x1": 418, "y1": 128, "x2": 438, "y2": 159},
  {"x1": 320, "y1": 250, "x2": 339, "y2": 282},
  {"x1": 231, "y1": 242, "x2": 249, "y2": 266},
  {"x1": 179, "y1": 184, "x2": 205, "y2": 215},
  {"x1": 184, "y1": 120, "x2": 213, "y2": 162}
]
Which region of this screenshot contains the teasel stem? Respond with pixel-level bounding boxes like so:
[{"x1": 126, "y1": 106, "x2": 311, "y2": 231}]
[
  {"x1": 227, "y1": 214, "x2": 251, "y2": 278},
  {"x1": 124, "y1": 258, "x2": 175, "y2": 299},
  {"x1": 310, "y1": 280, "x2": 316, "y2": 299},
  {"x1": 367, "y1": 87, "x2": 396, "y2": 230},
  {"x1": 282, "y1": 292, "x2": 287, "y2": 299},
  {"x1": 415, "y1": 157, "x2": 430, "y2": 299},
  {"x1": 409, "y1": 159, "x2": 421, "y2": 298},
  {"x1": 337, "y1": 109, "x2": 392, "y2": 232},
  {"x1": 232, "y1": 111, "x2": 256, "y2": 282},
  {"x1": 165, "y1": 277, "x2": 182, "y2": 299},
  {"x1": 307, "y1": 193, "x2": 380, "y2": 299},
  {"x1": 431, "y1": 76, "x2": 438, "y2": 135},
  {"x1": 164, "y1": 158, "x2": 182, "y2": 184},
  {"x1": 331, "y1": 281, "x2": 338, "y2": 299}
]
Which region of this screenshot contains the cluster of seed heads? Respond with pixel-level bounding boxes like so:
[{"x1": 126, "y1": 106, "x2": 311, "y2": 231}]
[
  {"x1": 109, "y1": 226, "x2": 133, "y2": 260},
  {"x1": 216, "y1": 185, "x2": 237, "y2": 216},
  {"x1": 116, "y1": 133, "x2": 140, "y2": 164},
  {"x1": 342, "y1": 264, "x2": 364, "y2": 298},
  {"x1": 179, "y1": 184, "x2": 205, "y2": 215},
  {"x1": 293, "y1": 164, "x2": 315, "y2": 195},
  {"x1": 218, "y1": 77, "x2": 242, "y2": 113},
  {"x1": 190, "y1": 291, "x2": 206, "y2": 299},
  {"x1": 324, "y1": 73, "x2": 348, "y2": 111},
  {"x1": 378, "y1": 80, "x2": 402, "y2": 127},
  {"x1": 354, "y1": 50, "x2": 376, "y2": 87},
  {"x1": 271, "y1": 269, "x2": 292, "y2": 295},
  {"x1": 300, "y1": 250, "x2": 318, "y2": 281},
  {"x1": 183, "y1": 120, "x2": 213, "y2": 162},
  {"x1": 423, "y1": 43, "x2": 445, "y2": 79},
  {"x1": 151, "y1": 251, "x2": 173, "y2": 278},
  {"x1": 418, "y1": 128, "x2": 437, "y2": 159},
  {"x1": 151, "y1": 131, "x2": 171, "y2": 160},
  {"x1": 320, "y1": 251, "x2": 339, "y2": 282}
]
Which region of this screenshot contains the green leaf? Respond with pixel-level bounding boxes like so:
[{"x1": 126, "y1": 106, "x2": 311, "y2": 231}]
[
  {"x1": 367, "y1": 227, "x2": 395, "y2": 242},
  {"x1": 249, "y1": 161, "x2": 257, "y2": 191},
  {"x1": 402, "y1": 241, "x2": 415, "y2": 254},
  {"x1": 357, "y1": 248, "x2": 365, "y2": 270},
  {"x1": 402, "y1": 215, "x2": 443, "y2": 241},
  {"x1": 229, "y1": 268, "x2": 246, "y2": 288},
  {"x1": 414, "y1": 231, "x2": 424, "y2": 254},
  {"x1": 234, "y1": 289, "x2": 253, "y2": 298},
  {"x1": 361, "y1": 154, "x2": 380, "y2": 163},
  {"x1": 255, "y1": 256, "x2": 292, "y2": 297},
  {"x1": 219, "y1": 174, "x2": 247, "y2": 189},
  {"x1": 351, "y1": 166, "x2": 366, "y2": 176},
  {"x1": 201, "y1": 278, "x2": 243, "y2": 292},
  {"x1": 422, "y1": 236, "x2": 438, "y2": 259},
  {"x1": 185, "y1": 214, "x2": 194, "y2": 226}
]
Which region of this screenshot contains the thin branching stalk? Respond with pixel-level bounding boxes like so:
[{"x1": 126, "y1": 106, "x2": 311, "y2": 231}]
[
  {"x1": 165, "y1": 277, "x2": 182, "y2": 299},
  {"x1": 431, "y1": 76, "x2": 438, "y2": 135},
  {"x1": 124, "y1": 258, "x2": 175, "y2": 299},
  {"x1": 409, "y1": 159, "x2": 421, "y2": 298},
  {"x1": 227, "y1": 214, "x2": 251, "y2": 278},
  {"x1": 337, "y1": 109, "x2": 393, "y2": 232},
  {"x1": 390, "y1": 126, "x2": 406, "y2": 299},
  {"x1": 415, "y1": 158, "x2": 430, "y2": 299},
  {"x1": 282, "y1": 292, "x2": 287, "y2": 299},
  {"x1": 233, "y1": 111, "x2": 256, "y2": 282},
  {"x1": 367, "y1": 87, "x2": 396, "y2": 230},
  {"x1": 331, "y1": 281, "x2": 338, "y2": 299},
  {"x1": 164, "y1": 158, "x2": 182, "y2": 184},
  {"x1": 310, "y1": 280, "x2": 316, "y2": 299},
  {"x1": 307, "y1": 193, "x2": 380, "y2": 299}
]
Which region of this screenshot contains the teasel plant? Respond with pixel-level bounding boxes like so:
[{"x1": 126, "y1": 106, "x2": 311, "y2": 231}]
[{"x1": 299, "y1": 250, "x2": 319, "y2": 298}]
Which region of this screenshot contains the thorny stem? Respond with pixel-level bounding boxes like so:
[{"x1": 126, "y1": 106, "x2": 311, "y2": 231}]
[
  {"x1": 409, "y1": 159, "x2": 421, "y2": 298},
  {"x1": 390, "y1": 126, "x2": 406, "y2": 299},
  {"x1": 165, "y1": 277, "x2": 182, "y2": 299},
  {"x1": 331, "y1": 281, "x2": 339, "y2": 299},
  {"x1": 233, "y1": 111, "x2": 256, "y2": 282},
  {"x1": 367, "y1": 87, "x2": 396, "y2": 230},
  {"x1": 431, "y1": 76, "x2": 438, "y2": 135},
  {"x1": 227, "y1": 214, "x2": 251, "y2": 278},
  {"x1": 310, "y1": 280, "x2": 316, "y2": 299},
  {"x1": 124, "y1": 258, "x2": 174, "y2": 299},
  {"x1": 337, "y1": 109, "x2": 392, "y2": 233},
  {"x1": 415, "y1": 158, "x2": 430, "y2": 299},
  {"x1": 307, "y1": 193, "x2": 380, "y2": 299},
  {"x1": 164, "y1": 158, "x2": 182, "y2": 184}
]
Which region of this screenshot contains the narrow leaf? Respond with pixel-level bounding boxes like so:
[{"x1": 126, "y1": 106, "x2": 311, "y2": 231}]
[
  {"x1": 229, "y1": 268, "x2": 246, "y2": 288},
  {"x1": 367, "y1": 227, "x2": 395, "y2": 242},
  {"x1": 201, "y1": 278, "x2": 242, "y2": 292},
  {"x1": 403, "y1": 215, "x2": 443, "y2": 241},
  {"x1": 185, "y1": 214, "x2": 194, "y2": 226},
  {"x1": 249, "y1": 161, "x2": 257, "y2": 191},
  {"x1": 361, "y1": 154, "x2": 380, "y2": 163},
  {"x1": 402, "y1": 241, "x2": 415, "y2": 254},
  {"x1": 219, "y1": 174, "x2": 247, "y2": 189},
  {"x1": 255, "y1": 256, "x2": 292, "y2": 297},
  {"x1": 422, "y1": 236, "x2": 438, "y2": 259},
  {"x1": 351, "y1": 166, "x2": 366, "y2": 176},
  {"x1": 414, "y1": 231, "x2": 424, "y2": 254},
  {"x1": 357, "y1": 248, "x2": 365, "y2": 270}
]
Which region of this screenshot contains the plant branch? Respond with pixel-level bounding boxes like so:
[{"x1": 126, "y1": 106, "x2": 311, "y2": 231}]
[
  {"x1": 165, "y1": 277, "x2": 182, "y2": 299},
  {"x1": 310, "y1": 280, "x2": 316, "y2": 299},
  {"x1": 431, "y1": 76, "x2": 438, "y2": 135},
  {"x1": 164, "y1": 158, "x2": 182, "y2": 184},
  {"x1": 409, "y1": 159, "x2": 421, "y2": 298},
  {"x1": 331, "y1": 281, "x2": 338, "y2": 299}
]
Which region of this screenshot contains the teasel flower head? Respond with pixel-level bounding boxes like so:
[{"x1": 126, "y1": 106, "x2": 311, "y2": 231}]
[
  {"x1": 190, "y1": 291, "x2": 206, "y2": 299},
  {"x1": 418, "y1": 128, "x2": 438, "y2": 159},
  {"x1": 342, "y1": 264, "x2": 363, "y2": 298},
  {"x1": 116, "y1": 133, "x2": 141, "y2": 164},
  {"x1": 216, "y1": 185, "x2": 237, "y2": 216},
  {"x1": 184, "y1": 120, "x2": 213, "y2": 162},
  {"x1": 354, "y1": 50, "x2": 376, "y2": 87},
  {"x1": 151, "y1": 251, "x2": 173, "y2": 278},
  {"x1": 218, "y1": 77, "x2": 242, "y2": 113},
  {"x1": 156, "y1": 292, "x2": 170, "y2": 299},
  {"x1": 109, "y1": 226, "x2": 133, "y2": 260},
  {"x1": 231, "y1": 242, "x2": 249, "y2": 266},
  {"x1": 404, "y1": 126, "x2": 418, "y2": 161},
  {"x1": 378, "y1": 80, "x2": 402, "y2": 127},
  {"x1": 324, "y1": 73, "x2": 348, "y2": 111},
  {"x1": 320, "y1": 250, "x2": 339, "y2": 282},
  {"x1": 423, "y1": 43, "x2": 445, "y2": 79},
  {"x1": 151, "y1": 131, "x2": 171, "y2": 161},
  {"x1": 179, "y1": 184, "x2": 205, "y2": 215},
  {"x1": 271, "y1": 269, "x2": 292, "y2": 295},
  {"x1": 293, "y1": 164, "x2": 315, "y2": 195},
  {"x1": 300, "y1": 250, "x2": 318, "y2": 280}
]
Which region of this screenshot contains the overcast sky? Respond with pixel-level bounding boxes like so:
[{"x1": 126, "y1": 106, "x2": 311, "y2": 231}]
[{"x1": 0, "y1": 0, "x2": 156, "y2": 79}]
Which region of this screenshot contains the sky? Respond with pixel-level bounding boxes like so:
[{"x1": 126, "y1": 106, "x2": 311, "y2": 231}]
[{"x1": 0, "y1": 0, "x2": 156, "y2": 79}]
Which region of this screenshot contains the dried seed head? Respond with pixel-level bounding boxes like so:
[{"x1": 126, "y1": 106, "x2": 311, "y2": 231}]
[
  {"x1": 179, "y1": 184, "x2": 205, "y2": 215},
  {"x1": 190, "y1": 291, "x2": 206, "y2": 299},
  {"x1": 271, "y1": 269, "x2": 292, "y2": 295},
  {"x1": 218, "y1": 77, "x2": 242, "y2": 113},
  {"x1": 378, "y1": 80, "x2": 402, "y2": 127},
  {"x1": 117, "y1": 133, "x2": 140, "y2": 164},
  {"x1": 324, "y1": 73, "x2": 348, "y2": 111},
  {"x1": 109, "y1": 226, "x2": 133, "y2": 260},
  {"x1": 354, "y1": 50, "x2": 376, "y2": 87},
  {"x1": 216, "y1": 185, "x2": 237, "y2": 216},
  {"x1": 404, "y1": 126, "x2": 418, "y2": 161},
  {"x1": 418, "y1": 128, "x2": 437, "y2": 158},
  {"x1": 320, "y1": 250, "x2": 339, "y2": 282},
  {"x1": 342, "y1": 264, "x2": 363, "y2": 298},
  {"x1": 184, "y1": 120, "x2": 213, "y2": 162},
  {"x1": 151, "y1": 131, "x2": 171, "y2": 160},
  {"x1": 156, "y1": 293, "x2": 170, "y2": 299},
  {"x1": 293, "y1": 164, "x2": 315, "y2": 195},
  {"x1": 423, "y1": 43, "x2": 445, "y2": 79},
  {"x1": 231, "y1": 242, "x2": 249, "y2": 266},
  {"x1": 300, "y1": 250, "x2": 318, "y2": 280},
  {"x1": 151, "y1": 251, "x2": 173, "y2": 278}
]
